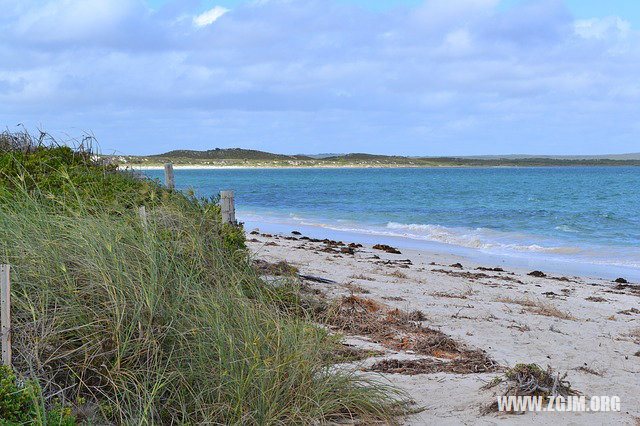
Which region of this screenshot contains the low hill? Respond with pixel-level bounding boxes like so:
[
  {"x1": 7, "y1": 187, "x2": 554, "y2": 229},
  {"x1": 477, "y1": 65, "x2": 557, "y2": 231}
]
[
  {"x1": 153, "y1": 148, "x2": 312, "y2": 161},
  {"x1": 122, "y1": 148, "x2": 640, "y2": 167}
]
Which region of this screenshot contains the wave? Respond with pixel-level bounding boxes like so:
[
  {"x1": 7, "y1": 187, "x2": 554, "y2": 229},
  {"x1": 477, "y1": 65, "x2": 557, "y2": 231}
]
[
  {"x1": 385, "y1": 222, "x2": 581, "y2": 254},
  {"x1": 240, "y1": 211, "x2": 640, "y2": 268},
  {"x1": 555, "y1": 225, "x2": 580, "y2": 233}
]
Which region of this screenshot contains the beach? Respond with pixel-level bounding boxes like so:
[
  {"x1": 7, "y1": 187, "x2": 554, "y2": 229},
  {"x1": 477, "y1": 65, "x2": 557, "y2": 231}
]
[{"x1": 247, "y1": 228, "x2": 640, "y2": 424}]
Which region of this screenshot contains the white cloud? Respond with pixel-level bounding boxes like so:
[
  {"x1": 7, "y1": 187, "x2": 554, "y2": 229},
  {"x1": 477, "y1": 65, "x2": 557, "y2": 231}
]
[
  {"x1": 193, "y1": 6, "x2": 229, "y2": 27},
  {"x1": 574, "y1": 16, "x2": 631, "y2": 39},
  {"x1": 1, "y1": 0, "x2": 640, "y2": 155},
  {"x1": 442, "y1": 29, "x2": 472, "y2": 55},
  {"x1": 13, "y1": 0, "x2": 139, "y2": 43}
]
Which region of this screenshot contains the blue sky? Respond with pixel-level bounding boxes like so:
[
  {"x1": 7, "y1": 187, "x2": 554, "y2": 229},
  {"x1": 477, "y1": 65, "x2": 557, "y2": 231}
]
[{"x1": 1, "y1": 0, "x2": 639, "y2": 155}]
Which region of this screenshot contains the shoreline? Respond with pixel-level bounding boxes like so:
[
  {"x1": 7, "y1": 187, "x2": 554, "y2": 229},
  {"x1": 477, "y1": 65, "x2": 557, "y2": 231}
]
[
  {"x1": 123, "y1": 164, "x2": 640, "y2": 170},
  {"x1": 241, "y1": 217, "x2": 640, "y2": 283},
  {"x1": 125, "y1": 165, "x2": 521, "y2": 170},
  {"x1": 246, "y1": 229, "x2": 640, "y2": 424}
]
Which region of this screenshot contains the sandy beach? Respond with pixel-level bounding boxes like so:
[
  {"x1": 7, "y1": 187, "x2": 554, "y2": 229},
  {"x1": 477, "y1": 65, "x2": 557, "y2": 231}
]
[{"x1": 247, "y1": 229, "x2": 640, "y2": 425}]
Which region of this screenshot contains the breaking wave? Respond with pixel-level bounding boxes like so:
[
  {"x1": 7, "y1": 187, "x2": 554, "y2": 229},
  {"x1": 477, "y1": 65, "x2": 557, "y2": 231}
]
[{"x1": 384, "y1": 222, "x2": 581, "y2": 254}]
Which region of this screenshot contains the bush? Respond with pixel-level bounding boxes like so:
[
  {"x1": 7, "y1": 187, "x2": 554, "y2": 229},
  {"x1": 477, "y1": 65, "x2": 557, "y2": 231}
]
[
  {"x1": 0, "y1": 131, "x2": 401, "y2": 424},
  {"x1": 0, "y1": 365, "x2": 76, "y2": 425}
]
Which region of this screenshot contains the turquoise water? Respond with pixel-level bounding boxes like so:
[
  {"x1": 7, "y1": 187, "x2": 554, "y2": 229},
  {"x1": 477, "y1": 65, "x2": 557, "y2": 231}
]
[{"x1": 143, "y1": 167, "x2": 640, "y2": 279}]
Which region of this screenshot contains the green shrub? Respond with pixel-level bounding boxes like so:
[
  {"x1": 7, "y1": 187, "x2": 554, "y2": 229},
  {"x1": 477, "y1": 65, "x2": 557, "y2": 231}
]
[{"x1": 0, "y1": 365, "x2": 76, "y2": 425}]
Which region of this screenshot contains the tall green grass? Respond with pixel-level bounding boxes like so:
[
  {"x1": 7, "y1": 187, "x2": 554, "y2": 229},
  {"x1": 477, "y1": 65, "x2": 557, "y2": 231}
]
[{"x1": 0, "y1": 134, "x2": 402, "y2": 424}]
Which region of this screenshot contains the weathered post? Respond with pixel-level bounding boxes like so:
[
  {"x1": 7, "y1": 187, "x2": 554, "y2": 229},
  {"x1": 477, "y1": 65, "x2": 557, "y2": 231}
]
[
  {"x1": 1, "y1": 265, "x2": 11, "y2": 367},
  {"x1": 220, "y1": 190, "x2": 236, "y2": 226},
  {"x1": 139, "y1": 205, "x2": 148, "y2": 229},
  {"x1": 164, "y1": 162, "x2": 175, "y2": 190}
]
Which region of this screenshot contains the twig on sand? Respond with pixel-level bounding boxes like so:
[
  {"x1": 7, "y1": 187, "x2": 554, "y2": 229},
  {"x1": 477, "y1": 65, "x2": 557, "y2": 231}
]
[{"x1": 299, "y1": 274, "x2": 337, "y2": 284}]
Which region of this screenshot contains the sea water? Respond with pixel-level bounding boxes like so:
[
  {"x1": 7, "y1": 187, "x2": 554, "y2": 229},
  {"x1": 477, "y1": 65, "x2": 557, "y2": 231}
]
[{"x1": 143, "y1": 167, "x2": 640, "y2": 280}]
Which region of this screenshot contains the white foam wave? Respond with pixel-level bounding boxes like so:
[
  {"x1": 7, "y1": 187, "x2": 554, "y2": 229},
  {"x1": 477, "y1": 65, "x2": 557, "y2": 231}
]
[
  {"x1": 385, "y1": 222, "x2": 581, "y2": 254},
  {"x1": 555, "y1": 225, "x2": 580, "y2": 233},
  {"x1": 240, "y1": 211, "x2": 640, "y2": 268}
]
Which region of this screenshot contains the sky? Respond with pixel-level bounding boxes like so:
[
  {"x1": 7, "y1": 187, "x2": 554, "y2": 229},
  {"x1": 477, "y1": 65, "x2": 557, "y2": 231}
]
[{"x1": 1, "y1": 0, "x2": 639, "y2": 156}]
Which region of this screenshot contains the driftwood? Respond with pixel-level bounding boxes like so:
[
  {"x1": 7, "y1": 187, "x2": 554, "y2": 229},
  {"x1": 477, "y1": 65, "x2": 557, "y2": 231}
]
[{"x1": 299, "y1": 274, "x2": 336, "y2": 284}]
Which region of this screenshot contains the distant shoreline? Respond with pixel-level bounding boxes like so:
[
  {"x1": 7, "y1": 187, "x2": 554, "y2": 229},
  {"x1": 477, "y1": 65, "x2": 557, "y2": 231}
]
[
  {"x1": 126, "y1": 164, "x2": 482, "y2": 170},
  {"x1": 123, "y1": 163, "x2": 639, "y2": 170}
]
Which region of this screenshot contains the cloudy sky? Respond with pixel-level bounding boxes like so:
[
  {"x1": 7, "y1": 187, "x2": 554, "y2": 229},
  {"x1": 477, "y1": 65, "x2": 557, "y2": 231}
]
[{"x1": 1, "y1": 0, "x2": 639, "y2": 155}]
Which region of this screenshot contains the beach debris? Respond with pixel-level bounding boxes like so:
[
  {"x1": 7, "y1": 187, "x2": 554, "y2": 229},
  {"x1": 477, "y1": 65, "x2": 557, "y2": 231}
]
[
  {"x1": 450, "y1": 263, "x2": 463, "y2": 269},
  {"x1": 324, "y1": 295, "x2": 500, "y2": 374},
  {"x1": 369, "y1": 351, "x2": 500, "y2": 375},
  {"x1": 507, "y1": 322, "x2": 530, "y2": 332},
  {"x1": 432, "y1": 269, "x2": 524, "y2": 284},
  {"x1": 254, "y1": 259, "x2": 298, "y2": 276},
  {"x1": 617, "y1": 307, "x2": 640, "y2": 316},
  {"x1": 414, "y1": 333, "x2": 461, "y2": 356},
  {"x1": 291, "y1": 231, "x2": 302, "y2": 235},
  {"x1": 549, "y1": 276, "x2": 572, "y2": 282},
  {"x1": 496, "y1": 296, "x2": 575, "y2": 320},
  {"x1": 527, "y1": 270, "x2": 546, "y2": 277},
  {"x1": 372, "y1": 244, "x2": 402, "y2": 254},
  {"x1": 249, "y1": 230, "x2": 259, "y2": 235},
  {"x1": 388, "y1": 270, "x2": 407, "y2": 279},
  {"x1": 343, "y1": 283, "x2": 371, "y2": 294},
  {"x1": 612, "y1": 283, "x2": 640, "y2": 295},
  {"x1": 376, "y1": 259, "x2": 412, "y2": 268},
  {"x1": 299, "y1": 274, "x2": 336, "y2": 284},
  {"x1": 349, "y1": 274, "x2": 374, "y2": 281},
  {"x1": 430, "y1": 290, "x2": 471, "y2": 300},
  {"x1": 382, "y1": 296, "x2": 405, "y2": 301},
  {"x1": 477, "y1": 267, "x2": 505, "y2": 272},
  {"x1": 585, "y1": 296, "x2": 608, "y2": 302},
  {"x1": 614, "y1": 277, "x2": 629, "y2": 284},
  {"x1": 327, "y1": 343, "x2": 385, "y2": 364},
  {"x1": 625, "y1": 327, "x2": 640, "y2": 344},
  {"x1": 481, "y1": 364, "x2": 577, "y2": 414},
  {"x1": 574, "y1": 365, "x2": 602, "y2": 376},
  {"x1": 324, "y1": 295, "x2": 386, "y2": 335},
  {"x1": 388, "y1": 308, "x2": 426, "y2": 322}
]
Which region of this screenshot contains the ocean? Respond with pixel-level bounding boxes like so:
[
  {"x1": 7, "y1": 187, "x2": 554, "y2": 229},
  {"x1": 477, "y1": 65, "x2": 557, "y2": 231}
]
[{"x1": 143, "y1": 167, "x2": 640, "y2": 280}]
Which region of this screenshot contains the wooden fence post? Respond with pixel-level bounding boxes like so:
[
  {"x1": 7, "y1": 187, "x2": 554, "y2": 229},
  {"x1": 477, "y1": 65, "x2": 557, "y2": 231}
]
[
  {"x1": 1, "y1": 265, "x2": 11, "y2": 367},
  {"x1": 139, "y1": 205, "x2": 148, "y2": 229},
  {"x1": 164, "y1": 162, "x2": 175, "y2": 190},
  {"x1": 220, "y1": 190, "x2": 236, "y2": 226}
]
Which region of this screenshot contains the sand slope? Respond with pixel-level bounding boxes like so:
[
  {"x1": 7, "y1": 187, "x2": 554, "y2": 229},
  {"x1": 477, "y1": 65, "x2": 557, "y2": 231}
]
[{"x1": 247, "y1": 230, "x2": 640, "y2": 425}]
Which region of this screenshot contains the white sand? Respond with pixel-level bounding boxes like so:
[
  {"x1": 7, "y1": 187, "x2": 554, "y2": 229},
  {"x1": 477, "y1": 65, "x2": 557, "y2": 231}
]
[{"x1": 247, "y1": 230, "x2": 640, "y2": 425}]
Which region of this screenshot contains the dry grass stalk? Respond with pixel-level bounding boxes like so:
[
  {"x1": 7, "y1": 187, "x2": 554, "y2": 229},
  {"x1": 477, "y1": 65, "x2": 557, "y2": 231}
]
[
  {"x1": 496, "y1": 296, "x2": 575, "y2": 320},
  {"x1": 324, "y1": 296, "x2": 500, "y2": 375},
  {"x1": 482, "y1": 364, "x2": 578, "y2": 414}
]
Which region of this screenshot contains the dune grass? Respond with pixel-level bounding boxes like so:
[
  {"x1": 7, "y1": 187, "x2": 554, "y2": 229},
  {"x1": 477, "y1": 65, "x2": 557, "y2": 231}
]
[{"x1": 0, "y1": 131, "x2": 404, "y2": 424}]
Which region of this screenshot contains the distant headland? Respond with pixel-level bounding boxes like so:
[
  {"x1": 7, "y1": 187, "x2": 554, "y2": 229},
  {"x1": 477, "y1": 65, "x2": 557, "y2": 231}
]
[{"x1": 111, "y1": 148, "x2": 640, "y2": 168}]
